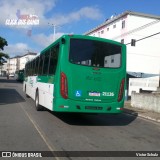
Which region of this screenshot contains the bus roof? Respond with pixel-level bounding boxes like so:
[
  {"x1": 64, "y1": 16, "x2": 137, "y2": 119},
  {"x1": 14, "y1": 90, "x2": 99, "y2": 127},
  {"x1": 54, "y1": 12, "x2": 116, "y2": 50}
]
[{"x1": 40, "y1": 34, "x2": 125, "y2": 54}]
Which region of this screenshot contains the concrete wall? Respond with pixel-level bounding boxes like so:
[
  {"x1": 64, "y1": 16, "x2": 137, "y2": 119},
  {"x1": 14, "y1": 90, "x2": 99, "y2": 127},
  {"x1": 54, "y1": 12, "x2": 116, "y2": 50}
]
[{"x1": 131, "y1": 92, "x2": 160, "y2": 113}]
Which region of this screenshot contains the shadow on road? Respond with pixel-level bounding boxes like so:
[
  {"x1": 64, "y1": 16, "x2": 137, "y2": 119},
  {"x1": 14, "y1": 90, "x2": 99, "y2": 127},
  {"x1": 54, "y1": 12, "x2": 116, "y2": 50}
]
[
  {"x1": 50, "y1": 112, "x2": 137, "y2": 126},
  {"x1": 0, "y1": 88, "x2": 25, "y2": 105}
]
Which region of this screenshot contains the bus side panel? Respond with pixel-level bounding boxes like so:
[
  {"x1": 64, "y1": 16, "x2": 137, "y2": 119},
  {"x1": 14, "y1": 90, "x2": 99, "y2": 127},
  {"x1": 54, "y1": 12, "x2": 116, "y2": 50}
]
[
  {"x1": 24, "y1": 76, "x2": 32, "y2": 98},
  {"x1": 37, "y1": 76, "x2": 54, "y2": 111}
]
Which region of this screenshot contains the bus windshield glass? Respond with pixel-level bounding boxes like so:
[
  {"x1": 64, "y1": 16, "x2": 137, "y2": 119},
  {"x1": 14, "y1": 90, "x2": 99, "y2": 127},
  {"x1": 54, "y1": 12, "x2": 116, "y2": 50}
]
[{"x1": 69, "y1": 38, "x2": 122, "y2": 68}]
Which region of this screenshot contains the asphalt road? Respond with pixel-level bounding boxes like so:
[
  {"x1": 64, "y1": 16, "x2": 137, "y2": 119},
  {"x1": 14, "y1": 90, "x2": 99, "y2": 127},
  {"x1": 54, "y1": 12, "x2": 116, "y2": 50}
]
[{"x1": 0, "y1": 77, "x2": 160, "y2": 160}]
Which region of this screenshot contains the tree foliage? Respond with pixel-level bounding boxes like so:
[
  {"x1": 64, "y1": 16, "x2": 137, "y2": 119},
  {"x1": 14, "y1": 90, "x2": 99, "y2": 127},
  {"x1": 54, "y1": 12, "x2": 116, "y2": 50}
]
[
  {"x1": 0, "y1": 52, "x2": 9, "y2": 65},
  {"x1": 0, "y1": 36, "x2": 9, "y2": 65},
  {"x1": 0, "y1": 37, "x2": 8, "y2": 50}
]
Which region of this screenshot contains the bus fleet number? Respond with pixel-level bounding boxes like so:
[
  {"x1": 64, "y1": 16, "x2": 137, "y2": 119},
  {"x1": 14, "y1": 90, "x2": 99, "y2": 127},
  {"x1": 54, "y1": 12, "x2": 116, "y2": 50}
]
[{"x1": 102, "y1": 92, "x2": 114, "y2": 97}]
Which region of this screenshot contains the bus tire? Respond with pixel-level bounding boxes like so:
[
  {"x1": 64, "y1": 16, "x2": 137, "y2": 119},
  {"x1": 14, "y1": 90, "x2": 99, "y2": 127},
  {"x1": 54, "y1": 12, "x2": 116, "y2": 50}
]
[{"x1": 35, "y1": 90, "x2": 43, "y2": 111}]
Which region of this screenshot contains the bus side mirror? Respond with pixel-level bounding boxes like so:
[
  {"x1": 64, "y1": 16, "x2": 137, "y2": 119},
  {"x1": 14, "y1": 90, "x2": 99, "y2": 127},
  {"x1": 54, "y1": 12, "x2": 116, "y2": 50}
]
[{"x1": 61, "y1": 38, "x2": 65, "y2": 44}]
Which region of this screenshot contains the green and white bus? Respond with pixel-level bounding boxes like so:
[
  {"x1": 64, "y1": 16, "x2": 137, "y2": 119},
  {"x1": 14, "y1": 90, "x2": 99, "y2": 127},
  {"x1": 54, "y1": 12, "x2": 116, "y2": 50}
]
[
  {"x1": 23, "y1": 35, "x2": 126, "y2": 113},
  {"x1": 15, "y1": 69, "x2": 24, "y2": 82}
]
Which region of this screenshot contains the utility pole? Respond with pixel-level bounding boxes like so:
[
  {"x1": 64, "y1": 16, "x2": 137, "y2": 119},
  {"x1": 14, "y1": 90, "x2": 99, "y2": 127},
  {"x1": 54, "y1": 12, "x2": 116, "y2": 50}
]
[
  {"x1": 48, "y1": 23, "x2": 60, "y2": 41},
  {"x1": 53, "y1": 24, "x2": 56, "y2": 41},
  {"x1": 158, "y1": 67, "x2": 160, "y2": 90}
]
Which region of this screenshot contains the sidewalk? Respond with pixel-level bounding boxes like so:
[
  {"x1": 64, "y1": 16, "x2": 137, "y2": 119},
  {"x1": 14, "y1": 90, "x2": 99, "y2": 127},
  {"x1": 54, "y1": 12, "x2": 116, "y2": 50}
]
[{"x1": 124, "y1": 101, "x2": 160, "y2": 123}]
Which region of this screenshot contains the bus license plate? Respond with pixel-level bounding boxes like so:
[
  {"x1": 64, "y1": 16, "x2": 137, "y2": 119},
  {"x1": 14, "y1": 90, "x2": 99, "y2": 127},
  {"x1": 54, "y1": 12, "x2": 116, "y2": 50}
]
[{"x1": 89, "y1": 92, "x2": 100, "y2": 96}]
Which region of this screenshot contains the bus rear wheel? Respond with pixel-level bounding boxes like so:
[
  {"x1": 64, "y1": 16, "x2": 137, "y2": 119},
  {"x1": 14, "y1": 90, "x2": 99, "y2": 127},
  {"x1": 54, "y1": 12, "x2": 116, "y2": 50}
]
[{"x1": 35, "y1": 91, "x2": 43, "y2": 111}]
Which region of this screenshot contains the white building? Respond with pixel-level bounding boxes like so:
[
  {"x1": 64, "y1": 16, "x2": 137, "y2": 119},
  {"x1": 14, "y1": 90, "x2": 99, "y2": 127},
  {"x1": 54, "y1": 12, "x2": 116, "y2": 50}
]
[
  {"x1": 19, "y1": 52, "x2": 37, "y2": 70},
  {"x1": 7, "y1": 57, "x2": 18, "y2": 75},
  {"x1": 0, "y1": 62, "x2": 7, "y2": 76},
  {"x1": 6, "y1": 52, "x2": 37, "y2": 75},
  {"x1": 85, "y1": 11, "x2": 160, "y2": 93}
]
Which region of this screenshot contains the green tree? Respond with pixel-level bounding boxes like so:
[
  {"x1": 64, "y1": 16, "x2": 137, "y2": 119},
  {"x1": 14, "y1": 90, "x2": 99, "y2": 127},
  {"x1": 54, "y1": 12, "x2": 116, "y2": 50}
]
[
  {"x1": 0, "y1": 52, "x2": 9, "y2": 65},
  {"x1": 0, "y1": 36, "x2": 9, "y2": 65}
]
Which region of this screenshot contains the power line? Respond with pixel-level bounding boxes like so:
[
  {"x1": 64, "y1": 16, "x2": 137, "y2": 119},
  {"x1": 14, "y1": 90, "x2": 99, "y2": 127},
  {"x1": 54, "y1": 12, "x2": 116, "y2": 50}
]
[
  {"x1": 125, "y1": 31, "x2": 160, "y2": 45},
  {"x1": 136, "y1": 31, "x2": 160, "y2": 42}
]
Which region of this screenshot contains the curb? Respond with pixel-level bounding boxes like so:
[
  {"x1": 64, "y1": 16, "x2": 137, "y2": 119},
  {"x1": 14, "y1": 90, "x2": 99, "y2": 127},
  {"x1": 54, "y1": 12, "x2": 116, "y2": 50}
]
[
  {"x1": 123, "y1": 109, "x2": 160, "y2": 123},
  {"x1": 137, "y1": 114, "x2": 160, "y2": 123}
]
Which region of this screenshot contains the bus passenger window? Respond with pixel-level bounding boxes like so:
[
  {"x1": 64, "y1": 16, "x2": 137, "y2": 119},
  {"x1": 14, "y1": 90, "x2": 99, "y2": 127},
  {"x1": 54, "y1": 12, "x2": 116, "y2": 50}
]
[
  {"x1": 38, "y1": 55, "x2": 44, "y2": 75},
  {"x1": 35, "y1": 57, "x2": 39, "y2": 76},
  {"x1": 49, "y1": 44, "x2": 59, "y2": 75},
  {"x1": 32, "y1": 59, "x2": 36, "y2": 76},
  {"x1": 43, "y1": 51, "x2": 50, "y2": 75}
]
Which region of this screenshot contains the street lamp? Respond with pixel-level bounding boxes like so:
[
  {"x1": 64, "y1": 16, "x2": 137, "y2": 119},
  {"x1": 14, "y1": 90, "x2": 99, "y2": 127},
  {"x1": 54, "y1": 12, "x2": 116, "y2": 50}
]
[{"x1": 48, "y1": 23, "x2": 60, "y2": 41}]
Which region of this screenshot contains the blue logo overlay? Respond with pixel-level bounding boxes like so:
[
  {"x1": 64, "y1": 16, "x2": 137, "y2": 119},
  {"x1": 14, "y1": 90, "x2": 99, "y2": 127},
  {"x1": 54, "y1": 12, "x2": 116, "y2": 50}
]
[{"x1": 75, "y1": 90, "x2": 82, "y2": 97}]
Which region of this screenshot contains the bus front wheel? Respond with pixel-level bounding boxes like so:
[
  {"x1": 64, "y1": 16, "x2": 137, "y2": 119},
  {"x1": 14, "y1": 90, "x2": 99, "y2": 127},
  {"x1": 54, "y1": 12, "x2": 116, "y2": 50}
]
[{"x1": 35, "y1": 91, "x2": 43, "y2": 111}]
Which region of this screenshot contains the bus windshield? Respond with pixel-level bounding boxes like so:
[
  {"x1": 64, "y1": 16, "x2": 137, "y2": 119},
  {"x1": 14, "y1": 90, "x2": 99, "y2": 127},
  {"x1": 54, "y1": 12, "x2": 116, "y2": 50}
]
[{"x1": 69, "y1": 38, "x2": 122, "y2": 68}]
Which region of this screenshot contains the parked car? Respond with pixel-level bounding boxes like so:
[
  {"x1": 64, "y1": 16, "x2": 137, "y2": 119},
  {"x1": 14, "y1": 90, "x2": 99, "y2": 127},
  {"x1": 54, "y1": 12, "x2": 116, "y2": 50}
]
[{"x1": 9, "y1": 74, "x2": 14, "y2": 77}]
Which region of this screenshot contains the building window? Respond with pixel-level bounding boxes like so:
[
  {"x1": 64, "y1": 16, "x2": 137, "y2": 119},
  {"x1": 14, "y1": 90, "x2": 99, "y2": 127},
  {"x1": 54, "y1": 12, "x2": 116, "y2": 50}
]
[
  {"x1": 101, "y1": 30, "x2": 104, "y2": 34},
  {"x1": 107, "y1": 27, "x2": 109, "y2": 31},
  {"x1": 121, "y1": 39, "x2": 124, "y2": 44},
  {"x1": 113, "y1": 24, "x2": 116, "y2": 29},
  {"x1": 122, "y1": 20, "x2": 125, "y2": 29}
]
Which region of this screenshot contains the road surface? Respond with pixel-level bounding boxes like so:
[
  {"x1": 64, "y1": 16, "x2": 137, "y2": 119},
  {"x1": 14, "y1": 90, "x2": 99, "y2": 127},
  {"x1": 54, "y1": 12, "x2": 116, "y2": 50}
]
[{"x1": 0, "y1": 77, "x2": 160, "y2": 160}]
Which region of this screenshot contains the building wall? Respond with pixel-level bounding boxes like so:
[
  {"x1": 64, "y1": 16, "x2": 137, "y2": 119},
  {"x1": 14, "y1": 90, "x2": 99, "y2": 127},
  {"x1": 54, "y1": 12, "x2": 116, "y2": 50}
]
[
  {"x1": 89, "y1": 15, "x2": 128, "y2": 41},
  {"x1": 0, "y1": 62, "x2": 7, "y2": 76},
  {"x1": 19, "y1": 55, "x2": 36, "y2": 70},
  {"x1": 6, "y1": 54, "x2": 37, "y2": 74},
  {"x1": 86, "y1": 13, "x2": 160, "y2": 77},
  {"x1": 124, "y1": 15, "x2": 160, "y2": 75},
  {"x1": 7, "y1": 58, "x2": 17, "y2": 74}
]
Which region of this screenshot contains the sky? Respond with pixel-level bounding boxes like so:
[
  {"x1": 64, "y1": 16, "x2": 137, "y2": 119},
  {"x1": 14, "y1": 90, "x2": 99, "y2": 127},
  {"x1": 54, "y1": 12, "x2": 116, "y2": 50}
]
[{"x1": 0, "y1": 0, "x2": 160, "y2": 57}]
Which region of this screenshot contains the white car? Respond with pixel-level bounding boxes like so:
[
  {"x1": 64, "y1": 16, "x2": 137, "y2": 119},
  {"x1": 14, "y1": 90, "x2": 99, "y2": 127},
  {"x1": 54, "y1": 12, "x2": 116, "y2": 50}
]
[{"x1": 9, "y1": 74, "x2": 14, "y2": 77}]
